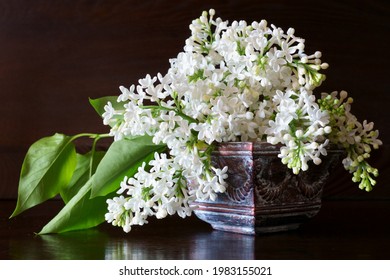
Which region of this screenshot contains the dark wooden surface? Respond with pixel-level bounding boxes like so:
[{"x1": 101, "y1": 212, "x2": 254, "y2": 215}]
[
  {"x1": 0, "y1": 0, "x2": 389, "y2": 261},
  {"x1": 0, "y1": 0, "x2": 389, "y2": 199},
  {"x1": 1, "y1": 199, "x2": 389, "y2": 260}
]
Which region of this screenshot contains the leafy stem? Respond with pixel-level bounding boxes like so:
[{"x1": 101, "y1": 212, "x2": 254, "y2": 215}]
[{"x1": 69, "y1": 133, "x2": 111, "y2": 178}]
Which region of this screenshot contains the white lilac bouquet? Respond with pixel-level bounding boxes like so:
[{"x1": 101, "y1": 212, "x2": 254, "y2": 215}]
[{"x1": 11, "y1": 10, "x2": 382, "y2": 234}]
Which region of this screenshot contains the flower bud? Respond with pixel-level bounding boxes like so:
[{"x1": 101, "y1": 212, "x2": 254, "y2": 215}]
[
  {"x1": 156, "y1": 208, "x2": 168, "y2": 219},
  {"x1": 297, "y1": 42, "x2": 305, "y2": 50},
  {"x1": 287, "y1": 28, "x2": 295, "y2": 36},
  {"x1": 324, "y1": 126, "x2": 332, "y2": 134},
  {"x1": 354, "y1": 136, "x2": 361, "y2": 143},
  {"x1": 313, "y1": 157, "x2": 322, "y2": 165},
  {"x1": 301, "y1": 56, "x2": 308, "y2": 63},
  {"x1": 320, "y1": 63, "x2": 329, "y2": 69},
  {"x1": 295, "y1": 129, "x2": 304, "y2": 138},
  {"x1": 302, "y1": 161, "x2": 309, "y2": 171}
]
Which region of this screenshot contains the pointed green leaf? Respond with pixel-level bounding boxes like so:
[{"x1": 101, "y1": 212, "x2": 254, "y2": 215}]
[
  {"x1": 60, "y1": 151, "x2": 105, "y2": 204},
  {"x1": 39, "y1": 178, "x2": 115, "y2": 234},
  {"x1": 89, "y1": 96, "x2": 124, "y2": 117},
  {"x1": 91, "y1": 136, "x2": 166, "y2": 198},
  {"x1": 11, "y1": 133, "x2": 77, "y2": 218}
]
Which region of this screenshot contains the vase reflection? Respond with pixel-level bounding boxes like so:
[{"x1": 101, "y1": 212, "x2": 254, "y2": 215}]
[
  {"x1": 104, "y1": 231, "x2": 254, "y2": 260},
  {"x1": 9, "y1": 226, "x2": 255, "y2": 259},
  {"x1": 105, "y1": 231, "x2": 255, "y2": 259}
]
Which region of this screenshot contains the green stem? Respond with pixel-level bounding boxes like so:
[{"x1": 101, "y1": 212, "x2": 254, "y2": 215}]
[
  {"x1": 89, "y1": 136, "x2": 99, "y2": 178},
  {"x1": 69, "y1": 133, "x2": 111, "y2": 178},
  {"x1": 69, "y1": 133, "x2": 110, "y2": 142}
]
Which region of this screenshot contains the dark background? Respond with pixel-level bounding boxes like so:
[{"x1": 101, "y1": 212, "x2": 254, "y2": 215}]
[{"x1": 1, "y1": 0, "x2": 389, "y2": 200}]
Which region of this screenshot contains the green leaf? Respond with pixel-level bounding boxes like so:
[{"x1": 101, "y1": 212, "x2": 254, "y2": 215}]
[
  {"x1": 60, "y1": 151, "x2": 105, "y2": 204},
  {"x1": 90, "y1": 136, "x2": 166, "y2": 198},
  {"x1": 89, "y1": 96, "x2": 124, "y2": 117},
  {"x1": 39, "y1": 178, "x2": 115, "y2": 234},
  {"x1": 11, "y1": 133, "x2": 77, "y2": 218}
]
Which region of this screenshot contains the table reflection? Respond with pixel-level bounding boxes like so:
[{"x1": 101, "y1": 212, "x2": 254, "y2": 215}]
[
  {"x1": 4, "y1": 200, "x2": 390, "y2": 260},
  {"x1": 8, "y1": 227, "x2": 255, "y2": 259},
  {"x1": 9, "y1": 230, "x2": 108, "y2": 259},
  {"x1": 104, "y1": 231, "x2": 255, "y2": 260}
]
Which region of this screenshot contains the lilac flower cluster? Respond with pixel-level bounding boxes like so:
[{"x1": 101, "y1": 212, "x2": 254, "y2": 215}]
[{"x1": 103, "y1": 10, "x2": 381, "y2": 232}]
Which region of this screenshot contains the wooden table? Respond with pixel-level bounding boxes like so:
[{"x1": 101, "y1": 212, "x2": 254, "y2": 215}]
[{"x1": 1, "y1": 199, "x2": 389, "y2": 260}]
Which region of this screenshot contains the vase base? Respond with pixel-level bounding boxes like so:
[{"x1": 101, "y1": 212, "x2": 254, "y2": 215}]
[
  {"x1": 194, "y1": 210, "x2": 256, "y2": 235},
  {"x1": 192, "y1": 202, "x2": 321, "y2": 235}
]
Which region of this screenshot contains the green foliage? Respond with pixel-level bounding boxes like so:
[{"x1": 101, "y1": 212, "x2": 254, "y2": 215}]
[
  {"x1": 39, "y1": 177, "x2": 114, "y2": 234},
  {"x1": 91, "y1": 136, "x2": 166, "y2": 198},
  {"x1": 10, "y1": 131, "x2": 166, "y2": 234},
  {"x1": 89, "y1": 96, "x2": 124, "y2": 117},
  {"x1": 11, "y1": 133, "x2": 77, "y2": 218},
  {"x1": 60, "y1": 151, "x2": 105, "y2": 204}
]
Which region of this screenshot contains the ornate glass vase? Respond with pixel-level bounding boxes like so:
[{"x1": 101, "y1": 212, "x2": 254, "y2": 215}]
[{"x1": 189, "y1": 142, "x2": 343, "y2": 235}]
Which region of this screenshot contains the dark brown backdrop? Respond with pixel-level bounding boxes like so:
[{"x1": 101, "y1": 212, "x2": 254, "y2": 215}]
[{"x1": 1, "y1": 0, "x2": 389, "y2": 199}]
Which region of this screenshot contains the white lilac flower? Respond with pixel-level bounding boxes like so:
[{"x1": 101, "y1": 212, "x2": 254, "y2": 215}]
[
  {"x1": 318, "y1": 91, "x2": 382, "y2": 191},
  {"x1": 102, "y1": 102, "x2": 116, "y2": 126},
  {"x1": 103, "y1": 9, "x2": 382, "y2": 232}
]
